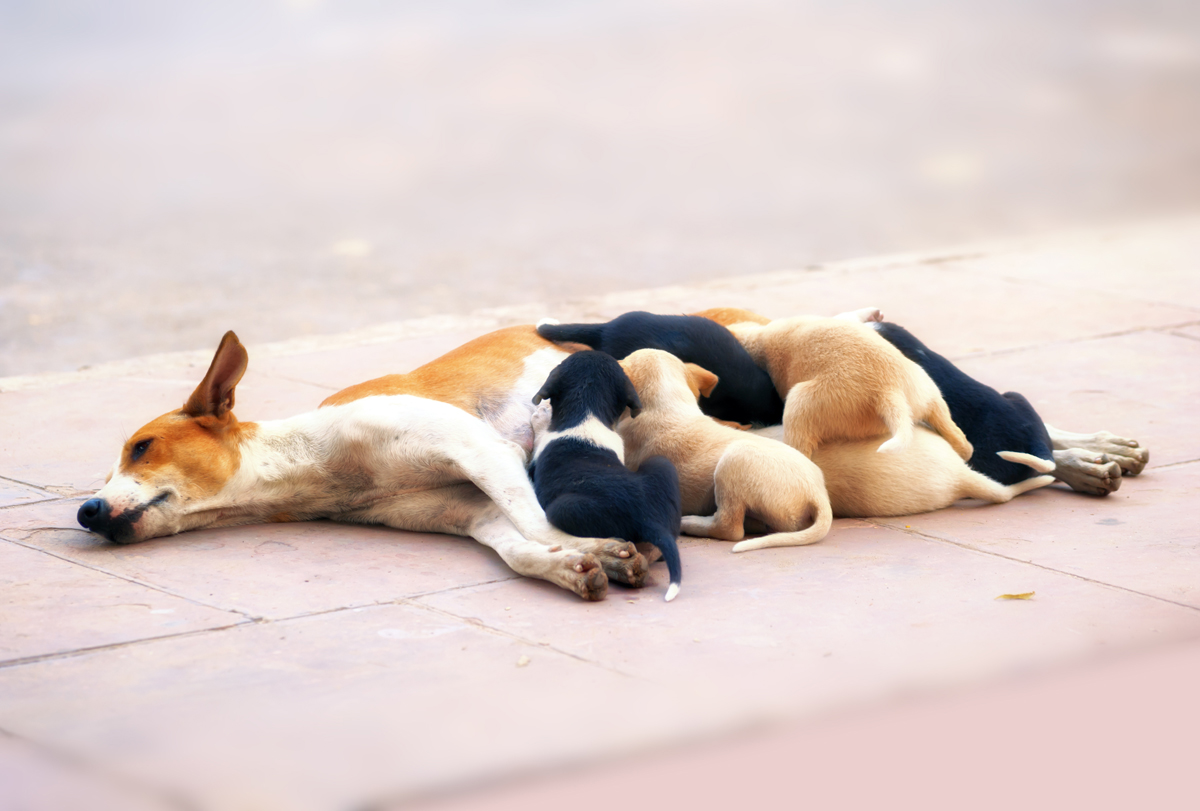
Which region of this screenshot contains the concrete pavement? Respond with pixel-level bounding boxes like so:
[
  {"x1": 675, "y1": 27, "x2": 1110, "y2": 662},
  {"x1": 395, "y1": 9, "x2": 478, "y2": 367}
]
[{"x1": 1, "y1": 218, "x2": 1199, "y2": 809}]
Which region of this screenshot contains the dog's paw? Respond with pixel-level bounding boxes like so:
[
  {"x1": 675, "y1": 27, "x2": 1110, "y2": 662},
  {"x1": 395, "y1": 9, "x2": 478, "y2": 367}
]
[
  {"x1": 634, "y1": 541, "x2": 664, "y2": 565},
  {"x1": 565, "y1": 552, "x2": 608, "y2": 601},
  {"x1": 1081, "y1": 432, "x2": 1149, "y2": 476},
  {"x1": 595, "y1": 540, "x2": 650, "y2": 588},
  {"x1": 1053, "y1": 448, "x2": 1123, "y2": 496}
]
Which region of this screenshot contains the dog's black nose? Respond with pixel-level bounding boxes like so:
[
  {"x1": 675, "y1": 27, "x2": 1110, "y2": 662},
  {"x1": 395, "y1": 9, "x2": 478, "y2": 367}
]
[{"x1": 77, "y1": 498, "x2": 108, "y2": 532}]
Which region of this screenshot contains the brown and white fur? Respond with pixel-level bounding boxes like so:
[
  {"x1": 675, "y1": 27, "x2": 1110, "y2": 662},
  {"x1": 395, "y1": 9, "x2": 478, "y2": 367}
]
[
  {"x1": 724, "y1": 315, "x2": 973, "y2": 461},
  {"x1": 78, "y1": 328, "x2": 654, "y2": 601},
  {"x1": 617, "y1": 349, "x2": 832, "y2": 552}
]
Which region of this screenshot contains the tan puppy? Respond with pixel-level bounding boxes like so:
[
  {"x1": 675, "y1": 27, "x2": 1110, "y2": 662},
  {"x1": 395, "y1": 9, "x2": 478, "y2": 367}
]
[
  {"x1": 750, "y1": 424, "x2": 1056, "y2": 516},
  {"x1": 617, "y1": 349, "x2": 832, "y2": 552},
  {"x1": 725, "y1": 316, "x2": 973, "y2": 461}
]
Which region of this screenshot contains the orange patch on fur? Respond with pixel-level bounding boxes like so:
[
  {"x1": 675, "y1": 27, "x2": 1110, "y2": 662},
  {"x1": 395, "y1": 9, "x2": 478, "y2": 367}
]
[
  {"x1": 320, "y1": 325, "x2": 565, "y2": 413},
  {"x1": 690, "y1": 307, "x2": 772, "y2": 327},
  {"x1": 121, "y1": 412, "x2": 254, "y2": 501}
]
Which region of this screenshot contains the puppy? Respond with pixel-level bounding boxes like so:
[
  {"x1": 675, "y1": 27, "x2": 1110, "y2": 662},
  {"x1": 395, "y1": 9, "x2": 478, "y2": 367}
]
[
  {"x1": 747, "y1": 425, "x2": 1057, "y2": 516},
  {"x1": 726, "y1": 316, "x2": 973, "y2": 461},
  {"x1": 871, "y1": 321, "x2": 1055, "y2": 485},
  {"x1": 529, "y1": 351, "x2": 683, "y2": 600},
  {"x1": 537, "y1": 311, "x2": 784, "y2": 426},
  {"x1": 617, "y1": 349, "x2": 832, "y2": 553}
]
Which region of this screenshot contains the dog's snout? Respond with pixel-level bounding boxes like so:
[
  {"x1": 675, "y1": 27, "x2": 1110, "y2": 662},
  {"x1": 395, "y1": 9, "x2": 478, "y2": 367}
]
[{"x1": 77, "y1": 497, "x2": 110, "y2": 533}]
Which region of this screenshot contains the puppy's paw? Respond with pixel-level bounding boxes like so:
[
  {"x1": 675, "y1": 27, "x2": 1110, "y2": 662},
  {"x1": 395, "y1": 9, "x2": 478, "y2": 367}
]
[{"x1": 1053, "y1": 448, "x2": 1123, "y2": 496}]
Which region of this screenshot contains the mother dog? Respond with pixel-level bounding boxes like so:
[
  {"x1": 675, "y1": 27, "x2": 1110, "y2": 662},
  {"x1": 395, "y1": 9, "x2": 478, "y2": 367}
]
[{"x1": 76, "y1": 327, "x2": 653, "y2": 601}]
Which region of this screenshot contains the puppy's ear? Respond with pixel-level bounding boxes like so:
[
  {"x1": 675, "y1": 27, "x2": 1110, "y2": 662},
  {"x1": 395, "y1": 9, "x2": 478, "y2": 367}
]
[
  {"x1": 622, "y1": 374, "x2": 643, "y2": 418},
  {"x1": 684, "y1": 363, "x2": 719, "y2": 399},
  {"x1": 532, "y1": 364, "x2": 565, "y2": 405}
]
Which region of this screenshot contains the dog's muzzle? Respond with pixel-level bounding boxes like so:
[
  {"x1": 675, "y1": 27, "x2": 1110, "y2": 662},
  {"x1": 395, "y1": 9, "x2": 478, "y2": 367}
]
[{"x1": 77, "y1": 497, "x2": 141, "y2": 544}]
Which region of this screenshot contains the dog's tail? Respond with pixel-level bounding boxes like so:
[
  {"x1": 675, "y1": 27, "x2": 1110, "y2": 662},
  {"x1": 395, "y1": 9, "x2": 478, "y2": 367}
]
[
  {"x1": 997, "y1": 450, "x2": 1055, "y2": 474},
  {"x1": 653, "y1": 532, "x2": 683, "y2": 602},
  {"x1": 731, "y1": 495, "x2": 833, "y2": 553},
  {"x1": 536, "y1": 320, "x2": 605, "y2": 348}
]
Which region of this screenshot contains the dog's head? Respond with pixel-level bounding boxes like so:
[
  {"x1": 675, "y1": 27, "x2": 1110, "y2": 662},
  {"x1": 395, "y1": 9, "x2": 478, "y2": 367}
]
[
  {"x1": 77, "y1": 331, "x2": 254, "y2": 544},
  {"x1": 618, "y1": 349, "x2": 718, "y2": 413},
  {"x1": 532, "y1": 350, "x2": 642, "y2": 430}
]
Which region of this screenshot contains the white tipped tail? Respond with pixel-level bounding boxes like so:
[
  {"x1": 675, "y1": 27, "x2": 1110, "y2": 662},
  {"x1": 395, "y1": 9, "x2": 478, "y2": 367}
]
[
  {"x1": 535, "y1": 317, "x2": 561, "y2": 329},
  {"x1": 664, "y1": 582, "x2": 680, "y2": 602},
  {"x1": 997, "y1": 450, "x2": 1056, "y2": 474}
]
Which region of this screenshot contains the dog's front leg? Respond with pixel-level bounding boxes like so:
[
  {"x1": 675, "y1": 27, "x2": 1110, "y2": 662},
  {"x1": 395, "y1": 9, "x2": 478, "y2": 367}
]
[
  {"x1": 436, "y1": 412, "x2": 651, "y2": 587},
  {"x1": 346, "y1": 484, "x2": 608, "y2": 600}
]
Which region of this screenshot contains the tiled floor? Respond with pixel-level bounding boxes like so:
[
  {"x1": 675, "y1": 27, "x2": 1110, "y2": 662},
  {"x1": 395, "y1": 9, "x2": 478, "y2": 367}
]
[{"x1": 2, "y1": 220, "x2": 1197, "y2": 810}]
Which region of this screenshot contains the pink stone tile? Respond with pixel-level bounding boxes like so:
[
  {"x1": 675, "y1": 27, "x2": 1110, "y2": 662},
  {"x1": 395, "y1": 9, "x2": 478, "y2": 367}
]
[
  {"x1": 875, "y1": 462, "x2": 1200, "y2": 609},
  {"x1": 417, "y1": 522, "x2": 1200, "y2": 703},
  {"x1": 954, "y1": 330, "x2": 1200, "y2": 467},
  {"x1": 0, "y1": 733, "x2": 171, "y2": 811},
  {"x1": 573, "y1": 262, "x2": 1195, "y2": 358},
  {"x1": 2, "y1": 499, "x2": 517, "y2": 619},
  {"x1": 0, "y1": 604, "x2": 709, "y2": 811},
  {"x1": 0, "y1": 478, "x2": 54, "y2": 509},
  {"x1": 968, "y1": 224, "x2": 1200, "y2": 310},
  {"x1": 0, "y1": 539, "x2": 245, "y2": 663},
  {"x1": 0, "y1": 375, "x2": 330, "y2": 491},
  {"x1": 255, "y1": 329, "x2": 491, "y2": 390}
]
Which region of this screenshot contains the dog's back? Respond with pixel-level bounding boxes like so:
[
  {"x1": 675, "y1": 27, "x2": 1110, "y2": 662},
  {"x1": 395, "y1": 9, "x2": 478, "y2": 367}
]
[
  {"x1": 538, "y1": 312, "x2": 784, "y2": 426},
  {"x1": 873, "y1": 322, "x2": 1053, "y2": 484}
]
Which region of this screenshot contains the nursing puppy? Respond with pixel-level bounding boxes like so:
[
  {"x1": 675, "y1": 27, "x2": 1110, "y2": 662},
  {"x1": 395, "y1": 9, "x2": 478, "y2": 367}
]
[
  {"x1": 529, "y1": 351, "x2": 684, "y2": 600},
  {"x1": 746, "y1": 425, "x2": 1056, "y2": 516},
  {"x1": 617, "y1": 349, "x2": 832, "y2": 552},
  {"x1": 871, "y1": 322, "x2": 1055, "y2": 486},
  {"x1": 537, "y1": 311, "x2": 784, "y2": 426},
  {"x1": 726, "y1": 316, "x2": 973, "y2": 461}
]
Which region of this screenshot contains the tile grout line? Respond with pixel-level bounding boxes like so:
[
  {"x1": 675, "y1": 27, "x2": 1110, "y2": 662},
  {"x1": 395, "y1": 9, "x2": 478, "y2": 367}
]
[
  {"x1": 399, "y1": 597, "x2": 650, "y2": 682},
  {"x1": 0, "y1": 725, "x2": 195, "y2": 811},
  {"x1": 1148, "y1": 457, "x2": 1200, "y2": 470},
  {"x1": 0, "y1": 620, "x2": 253, "y2": 672},
  {"x1": 868, "y1": 519, "x2": 1200, "y2": 613},
  {"x1": 0, "y1": 532, "x2": 261, "y2": 621},
  {"x1": 944, "y1": 318, "x2": 1200, "y2": 363}
]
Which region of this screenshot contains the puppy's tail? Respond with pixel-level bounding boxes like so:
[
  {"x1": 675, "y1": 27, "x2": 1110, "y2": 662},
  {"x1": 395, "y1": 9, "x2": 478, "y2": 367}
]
[
  {"x1": 997, "y1": 450, "x2": 1056, "y2": 474},
  {"x1": 731, "y1": 495, "x2": 833, "y2": 553},
  {"x1": 537, "y1": 321, "x2": 605, "y2": 348},
  {"x1": 653, "y1": 532, "x2": 683, "y2": 602}
]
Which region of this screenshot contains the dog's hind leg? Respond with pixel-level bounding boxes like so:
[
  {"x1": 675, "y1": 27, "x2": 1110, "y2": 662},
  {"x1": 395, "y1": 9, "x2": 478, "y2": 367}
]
[
  {"x1": 1045, "y1": 424, "x2": 1149, "y2": 476},
  {"x1": 347, "y1": 484, "x2": 608, "y2": 600},
  {"x1": 922, "y1": 396, "x2": 973, "y2": 461},
  {"x1": 781, "y1": 381, "x2": 823, "y2": 458},
  {"x1": 874, "y1": 388, "x2": 916, "y2": 455}
]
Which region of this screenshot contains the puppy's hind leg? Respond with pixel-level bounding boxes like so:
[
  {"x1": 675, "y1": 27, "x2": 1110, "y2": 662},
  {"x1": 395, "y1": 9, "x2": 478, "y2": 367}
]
[
  {"x1": 922, "y1": 396, "x2": 973, "y2": 461},
  {"x1": 781, "y1": 380, "x2": 822, "y2": 458},
  {"x1": 874, "y1": 388, "x2": 915, "y2": 455}
]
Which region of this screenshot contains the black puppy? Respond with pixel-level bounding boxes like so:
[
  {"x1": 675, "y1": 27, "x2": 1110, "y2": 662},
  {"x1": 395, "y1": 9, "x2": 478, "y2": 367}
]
[
  {"x1": 872, "y1": 322, "x2": 1054, "y2": 485},
  {"x1": 538, "y1": 312, "x2": 784, "y2": 426},
  {"x1": 529, "y1": 351, "x2": 683, "y2": 601}
]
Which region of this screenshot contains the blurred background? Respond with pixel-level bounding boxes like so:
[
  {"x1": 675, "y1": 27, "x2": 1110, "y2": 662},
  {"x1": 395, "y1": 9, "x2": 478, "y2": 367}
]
[{"x1": 2, "y1": 0, "x2": 1200, "y2": 376}]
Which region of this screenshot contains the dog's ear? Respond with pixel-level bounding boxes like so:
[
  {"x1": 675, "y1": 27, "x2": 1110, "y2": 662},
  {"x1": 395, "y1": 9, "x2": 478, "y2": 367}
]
[
  {"x1": 683, "y1": 363, "x2": 719, "y2": 399},
  {"x1": 622, "y1": 374, "x2": 643, "y2": 419},
  {"x1": 532, "y1": 364, "x2": 566, "y2": 406},
  {"x1": 183, "y1": 331, "x2": 248, "y2": 418}
]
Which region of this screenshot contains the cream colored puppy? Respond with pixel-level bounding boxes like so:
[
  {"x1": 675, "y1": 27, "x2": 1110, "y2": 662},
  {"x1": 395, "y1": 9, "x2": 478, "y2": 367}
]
[
  {"x1": 753, "y1": 424, "x2": 1056, "y2": 516},
  {"x1": 727, "y1": 316, "x2": 973, "y2": 461},
  {"x1": 617, "y1": 349, "x2": 831, "y2": 552}
]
